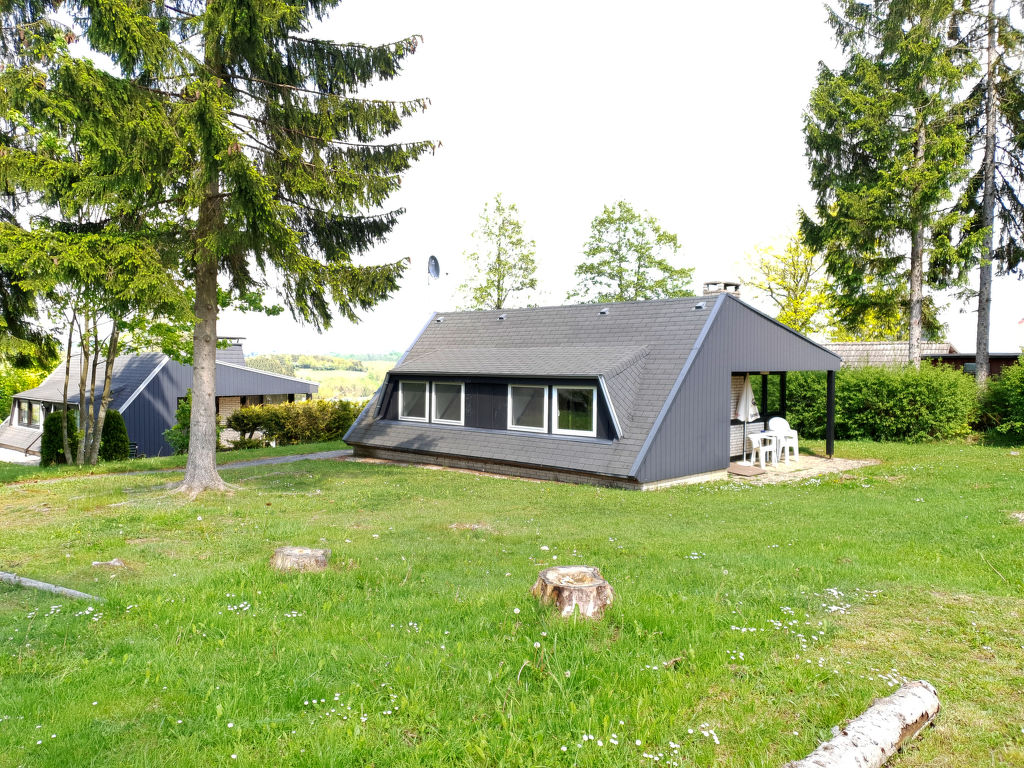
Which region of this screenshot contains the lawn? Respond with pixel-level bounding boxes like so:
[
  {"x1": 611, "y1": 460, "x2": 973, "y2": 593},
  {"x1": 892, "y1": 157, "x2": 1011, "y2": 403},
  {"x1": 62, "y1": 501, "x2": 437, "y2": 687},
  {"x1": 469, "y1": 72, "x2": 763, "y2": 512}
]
[
  {"x1": 0, "y1": 439, "x2": 350, "y2": 485},
  {"x1": 0, "y1": 441, "x2": 1022, "y2": 767}
]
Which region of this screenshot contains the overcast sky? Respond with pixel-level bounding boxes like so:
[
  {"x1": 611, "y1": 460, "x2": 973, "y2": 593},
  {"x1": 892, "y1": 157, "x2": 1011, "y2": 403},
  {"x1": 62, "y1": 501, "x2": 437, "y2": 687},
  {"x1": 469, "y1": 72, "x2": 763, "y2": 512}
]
[{"x1": 221, "y1": 0, "x2": 1024, "y2": 356}]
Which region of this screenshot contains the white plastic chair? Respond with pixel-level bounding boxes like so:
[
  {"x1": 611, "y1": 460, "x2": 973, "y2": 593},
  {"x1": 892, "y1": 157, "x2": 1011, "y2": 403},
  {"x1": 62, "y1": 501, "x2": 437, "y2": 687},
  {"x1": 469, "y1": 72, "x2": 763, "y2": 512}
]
[
  {"x1": 768, "y1": 417, "x2": 799, "y2": 462},
  {"x1": 748, "y1": 433, "x2": 776, "y2": 469}
]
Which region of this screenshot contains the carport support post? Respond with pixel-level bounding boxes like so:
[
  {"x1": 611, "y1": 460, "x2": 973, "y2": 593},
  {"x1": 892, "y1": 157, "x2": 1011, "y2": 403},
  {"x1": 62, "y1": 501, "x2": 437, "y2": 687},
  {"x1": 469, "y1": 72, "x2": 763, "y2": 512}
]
[
  {"x1": 780, "y1": 372, "x2": 787, "y2": 418},
  {"x1": 826, "y1": 369, "x2": 836, "y2": 458}
]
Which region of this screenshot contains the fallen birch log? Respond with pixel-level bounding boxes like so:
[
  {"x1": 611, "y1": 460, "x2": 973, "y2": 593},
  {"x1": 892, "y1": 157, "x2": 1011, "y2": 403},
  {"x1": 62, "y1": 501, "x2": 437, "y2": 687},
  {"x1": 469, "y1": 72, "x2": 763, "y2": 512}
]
[
  {"x1": 784, "y1": 680, "x2": 939, "y2": 768},
  {"x1": 0, "y1": 571, "x2": 104, "y2": 602}
]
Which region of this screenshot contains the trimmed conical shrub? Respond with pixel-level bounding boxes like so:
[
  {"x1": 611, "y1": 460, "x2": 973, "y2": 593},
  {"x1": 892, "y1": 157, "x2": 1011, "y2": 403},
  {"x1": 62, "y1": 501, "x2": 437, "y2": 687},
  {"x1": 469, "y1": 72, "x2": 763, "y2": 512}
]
[
  {"x1": 40, "y1": 410, "x2": 79, "y2": 466},
  {"x1": 99, "y1": 409, "x2": 131, "y2": 461}
]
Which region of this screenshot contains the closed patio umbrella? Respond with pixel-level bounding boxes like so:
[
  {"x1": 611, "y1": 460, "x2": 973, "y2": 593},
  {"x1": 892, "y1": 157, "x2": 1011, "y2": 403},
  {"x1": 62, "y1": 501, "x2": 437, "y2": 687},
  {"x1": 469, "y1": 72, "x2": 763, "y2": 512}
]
[{"x1": 735, "y1": 374, "x2": 760, "y2": 464}]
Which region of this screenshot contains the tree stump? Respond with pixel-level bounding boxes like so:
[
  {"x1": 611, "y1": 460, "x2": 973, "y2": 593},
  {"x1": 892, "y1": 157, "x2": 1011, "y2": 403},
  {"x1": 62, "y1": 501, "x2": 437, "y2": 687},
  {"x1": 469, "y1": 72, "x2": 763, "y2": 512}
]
[
  {"x1": 531, "y1": 565, "x2": 613, "y2": 619},
  {"x1": 271, "y1": 546, "x2": 330, "y2": 572},
  {"x1": 784, "y1": 680, "x2": 940, "y2": 768}
]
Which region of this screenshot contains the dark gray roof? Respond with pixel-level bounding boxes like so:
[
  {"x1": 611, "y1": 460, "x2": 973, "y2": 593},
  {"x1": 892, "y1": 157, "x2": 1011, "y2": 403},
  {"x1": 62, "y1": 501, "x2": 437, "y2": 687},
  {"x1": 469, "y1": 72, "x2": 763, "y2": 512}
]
[
  {"x1": 346, "y1": 297, "x2": 717, "y2": 477},
  {"x1": 394, "y1": 345, "x2": 648, "y2": 379},
  {"x1": 216, "y1": 343, "x2": 246, "y2": 366},
  {"x1": 15, "y1": 352, "x2": 167, "y2": 412},
  {"x1": 0, "y1": 422, "x2": 44, "y2": 453}
]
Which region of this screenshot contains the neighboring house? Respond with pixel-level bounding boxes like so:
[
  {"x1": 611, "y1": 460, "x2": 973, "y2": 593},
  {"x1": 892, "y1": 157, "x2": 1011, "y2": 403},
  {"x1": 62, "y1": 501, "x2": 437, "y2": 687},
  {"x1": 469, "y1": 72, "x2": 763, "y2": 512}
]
[
  {"x1": 0, "y1": 340, "x2": 317, "y2": 458},
  {"x1": 825, "y1": 341, "x2": 1020, "y2": 376},
  {"x1": 345, "y1": 294, "x2": 841, "y2": 489}
]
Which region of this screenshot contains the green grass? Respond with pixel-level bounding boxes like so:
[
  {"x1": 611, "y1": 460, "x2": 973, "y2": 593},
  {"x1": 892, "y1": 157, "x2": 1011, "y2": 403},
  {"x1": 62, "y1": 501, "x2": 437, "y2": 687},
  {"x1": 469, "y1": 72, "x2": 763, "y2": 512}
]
[
  {"x1": 0, "y1": 441, "x2": 1022, "y2": 767},
  {"x1": 0, "y1": 439, "x2": 349, "y2": 485}
]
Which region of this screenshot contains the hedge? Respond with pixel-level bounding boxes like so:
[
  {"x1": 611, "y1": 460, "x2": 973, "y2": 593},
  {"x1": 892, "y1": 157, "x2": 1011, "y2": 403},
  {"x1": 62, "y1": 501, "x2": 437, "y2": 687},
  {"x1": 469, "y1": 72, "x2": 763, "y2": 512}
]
[
  {"x1": 786, "y1": 363, "x2": 978, "y2": 442},
  {"x1": 978, "y1": 354, "x2": 1024, "y2": 441},
  {"x1": 226, "y1": 399, "x2": 367, "y2": 447}
]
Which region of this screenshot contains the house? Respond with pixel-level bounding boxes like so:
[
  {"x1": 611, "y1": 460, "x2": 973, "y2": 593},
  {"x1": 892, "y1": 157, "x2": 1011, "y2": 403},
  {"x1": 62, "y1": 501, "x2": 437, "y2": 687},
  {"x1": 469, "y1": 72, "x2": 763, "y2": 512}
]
[
  {"x1": 824, "y1": 341, "x2": 1020, "y2": 376},
  {"x1": 0, "y1": 339, "x2": 317, "y2": 458},
  {"x1": 344, "y1": 294, "x2": 841, "y2": 489}
]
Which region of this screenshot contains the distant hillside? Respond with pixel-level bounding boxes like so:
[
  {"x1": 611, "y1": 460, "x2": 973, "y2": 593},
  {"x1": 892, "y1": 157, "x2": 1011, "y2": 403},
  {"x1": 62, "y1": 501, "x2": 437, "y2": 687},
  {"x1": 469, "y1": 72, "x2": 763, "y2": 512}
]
[{"x1": 245, "y1": 353, "x2": 399, "y2": 399}]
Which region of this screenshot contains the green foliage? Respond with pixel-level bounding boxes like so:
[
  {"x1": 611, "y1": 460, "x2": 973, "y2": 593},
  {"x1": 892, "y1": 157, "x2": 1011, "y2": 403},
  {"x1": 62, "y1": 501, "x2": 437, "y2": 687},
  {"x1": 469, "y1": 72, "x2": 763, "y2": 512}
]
[
  {"x1": 226, "y1": 399, "x2": 366, "y2": 446},
  {"x1": 459, "y1": 194, "x2": 538, "y2": 310},
  {"x1": 978, "y1": 356, "x2": 1024, "y2": 441},
  {"x1": 163, "y1": 391, "x2": 193, "y2": 455},
  {"x1": 787, "y1": 364, "x2": 978, "y2": 442},
  {"x1": 39, "y1": 410, "x2": 78, "y2": 466},
  {"x1": 568, "y1": 201, "x2": 693, "y2": 303},
  {"x1": 98, "y1": 409, "x2": 130, "y2": 461},
  {"x1": 801, "y1": 1, "x2": 978, "y2": 351},
  {"x1": 747, "y1": 234, "x2": 832, "y2": 335},
  {"x1": 0, "y1": 365, "x2": 46, "y2": 421},
  {"x1": 246, "y1": 354, "x2": 367, "y2": 377},
  {"x1": 246, "y1": 355, "x2": 297, "y2": 377}
]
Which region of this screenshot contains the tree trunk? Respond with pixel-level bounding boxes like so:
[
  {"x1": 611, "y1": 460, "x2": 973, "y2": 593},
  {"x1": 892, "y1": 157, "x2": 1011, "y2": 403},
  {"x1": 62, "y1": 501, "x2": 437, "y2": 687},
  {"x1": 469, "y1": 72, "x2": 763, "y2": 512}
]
[
  {"x1": 976, "y1": 0, "x2": 997, "y2": 384},
  {"x1": 784, "y1": 680, "x2": 939, "y2": 768},
  {"x1": 76, "y1": 313, "x2": 90, "y2": 466},
  {"x1": 87, "y1": 325, "x2": 119, "y2": 465},
  {"x1": 86, "y1": 318, "x2": 100, "y2": 458},
  {"x1": 61, "y1": 313, "x2": 75, "y2": 463},
  {"x1": 532, "y1": 565, "x2": 614, "y2": 619},
  {"x1": 908, "y1": 122, "x2": 926, "y2": 368},
  {"x1": 176, "y1": 179, "x2": 229, "y2": 496}
]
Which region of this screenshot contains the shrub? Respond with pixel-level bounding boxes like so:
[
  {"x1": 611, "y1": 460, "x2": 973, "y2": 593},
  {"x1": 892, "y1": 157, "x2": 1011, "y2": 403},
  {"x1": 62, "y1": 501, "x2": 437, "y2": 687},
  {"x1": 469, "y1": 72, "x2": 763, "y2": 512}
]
[
  {"x1": 978, "y1": 355, "x2": 1024, "y2": 441},
  {"x1": 787, "y1": 363, "x2": 978, "y2": 442},
  {"x1": 226, "y1": 399, "x2": 366, "y2": 446},
  {"x1": 163, "y1": 391, "x2": 192, "y2": 455},
  {"x1": 39, "y1": 410, "x2": 79, "y2": 466},
  {"x1": 229, "y1": 436, "x2": 265, "y2": 451},
  {"x1": 98, "y1": 409, "x2": 131, "y2": 461}
]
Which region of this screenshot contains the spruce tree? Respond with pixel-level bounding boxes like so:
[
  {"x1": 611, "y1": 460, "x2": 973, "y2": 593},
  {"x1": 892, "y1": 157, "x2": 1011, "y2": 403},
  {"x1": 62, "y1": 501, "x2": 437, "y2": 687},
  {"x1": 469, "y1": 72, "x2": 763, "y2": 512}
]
[
  {"x1": 0, "y1": 0, "x2": 430, "y2": 495},
  {"x1": 801, "y1": 0, "x2": 979, "y2": 365},
  {"x1": 952, "y1": 0, "x2": 1024, "y2": 381}
]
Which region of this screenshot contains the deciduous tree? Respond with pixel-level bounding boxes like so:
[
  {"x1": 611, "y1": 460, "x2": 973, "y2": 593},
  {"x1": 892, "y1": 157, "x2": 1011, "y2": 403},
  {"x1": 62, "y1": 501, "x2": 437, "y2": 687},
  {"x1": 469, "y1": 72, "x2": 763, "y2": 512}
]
[
  {"x1": 459, "y1": 194, "x2": 537, "y2": 310},
  {"x1": 568, "y1": 201, "x2": 693, "y2": 303},
  {"x1": 746, "y1": 234, "x2": 832, "y2": 335}
]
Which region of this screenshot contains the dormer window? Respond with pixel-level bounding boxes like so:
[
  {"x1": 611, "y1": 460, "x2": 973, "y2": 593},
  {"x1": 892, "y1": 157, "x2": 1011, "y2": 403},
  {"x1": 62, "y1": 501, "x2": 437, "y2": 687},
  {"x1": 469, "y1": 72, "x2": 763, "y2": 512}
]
[
  {"x1": 432, "y1": 382, "x2": 465, "y2": 425},
  {"x1": 398, "y1": 381, "x2": 428, "y2": 422},
  {"x1": 508, "y1": 385, "x2": 548, "y2": 433},
  {"x1": 552, "y1": 386, "x2": 597, "y2": 437}
]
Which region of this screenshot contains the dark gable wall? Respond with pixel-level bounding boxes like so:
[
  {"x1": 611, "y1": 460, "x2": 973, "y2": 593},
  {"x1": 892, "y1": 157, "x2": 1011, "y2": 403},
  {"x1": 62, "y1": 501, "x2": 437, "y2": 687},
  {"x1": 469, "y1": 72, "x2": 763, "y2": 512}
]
[
  {"x1": 381, "y1": 376, "x2": 615, "y2": 439},
  {"x1": 635, "y1": 298, "x2": 840, "y2": 484}
]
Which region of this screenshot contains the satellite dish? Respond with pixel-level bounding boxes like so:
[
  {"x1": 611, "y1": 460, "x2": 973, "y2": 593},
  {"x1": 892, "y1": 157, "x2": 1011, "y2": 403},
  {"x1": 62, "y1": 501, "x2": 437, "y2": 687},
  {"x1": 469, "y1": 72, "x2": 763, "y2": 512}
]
[{"x1": 427, "y1": 255, "x2": 441, "y2": 282}]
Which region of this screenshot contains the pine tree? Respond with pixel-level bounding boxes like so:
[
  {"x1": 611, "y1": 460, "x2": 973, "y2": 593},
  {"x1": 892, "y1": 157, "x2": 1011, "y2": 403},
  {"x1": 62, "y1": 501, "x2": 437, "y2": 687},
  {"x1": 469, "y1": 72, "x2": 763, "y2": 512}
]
[
  {"x1": 801, "y1": 0, "x2": 979, "y2": 365},
  {"x1": 568, "y1": 201, "x2": 693, "y2": 304},
  {"x1": 459, "y1": 194, "x2": 537, "y2": 310},
  {"x1": 0, "y1": 0, "x2": 431, "y2": 495},
  {"x1": 952, "y1": 0, "x2": 1024, "y2": 381}
]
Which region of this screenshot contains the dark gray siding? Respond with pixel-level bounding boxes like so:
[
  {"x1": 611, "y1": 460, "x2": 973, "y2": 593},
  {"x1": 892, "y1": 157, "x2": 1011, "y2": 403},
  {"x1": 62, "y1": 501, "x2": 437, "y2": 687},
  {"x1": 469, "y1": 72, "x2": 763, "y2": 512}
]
[
  {"x1": 122, "y1": 362, "x2": 183, "y2": 456},
  {"x1": 636, "y1": 298, "x2": 840, "y2": 483}
]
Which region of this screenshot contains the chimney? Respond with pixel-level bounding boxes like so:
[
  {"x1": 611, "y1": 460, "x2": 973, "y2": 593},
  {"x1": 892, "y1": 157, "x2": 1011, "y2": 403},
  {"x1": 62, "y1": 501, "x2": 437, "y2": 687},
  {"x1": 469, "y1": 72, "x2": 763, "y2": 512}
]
[
  {"x1": 702, "y1": 280, "x2": 741, "y2": 298},
  {"x1": 216, "y1": 337, "x2": 246, "y2": 366}
]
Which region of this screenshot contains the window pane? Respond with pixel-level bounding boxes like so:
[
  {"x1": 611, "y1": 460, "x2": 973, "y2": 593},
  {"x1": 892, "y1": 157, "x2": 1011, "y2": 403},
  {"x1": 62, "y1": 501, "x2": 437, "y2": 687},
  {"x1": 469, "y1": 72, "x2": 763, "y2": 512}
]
[
  {"x1": 400, "y1": 381, "x2": 427, "y2": 419},
  {"x1": 433, "y1": 383, "x2": 463, "y2": 423},
  {"x1": 510, "y1": 386, "x2": 545, "y2": 430},
  {"x1": 557, "y1": 388, "x2": 594, "y2": 433}
]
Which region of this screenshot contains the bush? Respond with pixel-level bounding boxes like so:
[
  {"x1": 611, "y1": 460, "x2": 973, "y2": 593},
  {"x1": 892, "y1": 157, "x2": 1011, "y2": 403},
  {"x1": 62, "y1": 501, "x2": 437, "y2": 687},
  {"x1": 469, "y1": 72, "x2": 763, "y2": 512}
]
[
  {"x1": 787, "y1": 363, "x2": 978, "y2": 442},
  {"x1": 978, "y1": 355, "x2": 1024, "y2": 441},
  {"x1": 163, "y1": 391, "x2": 192, "y2": 454},
  {"x1": 98, "y1": 409, "x2": 131, "y2": 461},
  {"x1": 226, "y1": 399, "x2": 366, "y2": 446},
  {"x1": 39, "y1": 410, "x2": 79, "y2": 466}
]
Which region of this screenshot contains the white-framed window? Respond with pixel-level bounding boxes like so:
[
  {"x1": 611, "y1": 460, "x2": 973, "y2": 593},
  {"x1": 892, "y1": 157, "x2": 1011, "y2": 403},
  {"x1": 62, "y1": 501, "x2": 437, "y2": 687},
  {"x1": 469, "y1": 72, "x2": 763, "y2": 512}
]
[
  {"x1": 507, "y1": 384, "x2": 548, "y2": 433},
  {"x1": 552, "y1": 386, "x2": 597, "y2": 437},
  {"x1": 398, "y1": 380, "x2": 429, "y2": 422},
  {"x1": 17, "y1": 400, "x2": 43, "y2": 429},
  {"x1": 432, "y1": 382, "x2": 465, "y2": 425}
]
